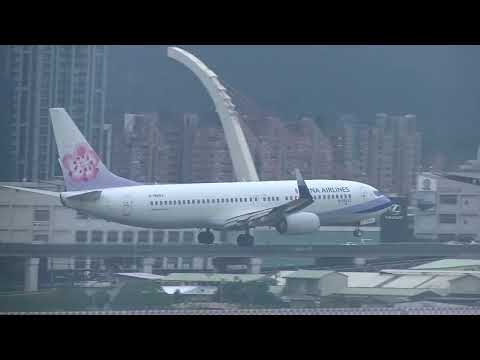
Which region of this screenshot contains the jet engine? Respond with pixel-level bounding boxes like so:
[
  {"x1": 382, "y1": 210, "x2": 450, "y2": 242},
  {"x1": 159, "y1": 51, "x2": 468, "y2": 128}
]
[{"x1": 275, "y1": 212, "x2": 320, "y2": 235}]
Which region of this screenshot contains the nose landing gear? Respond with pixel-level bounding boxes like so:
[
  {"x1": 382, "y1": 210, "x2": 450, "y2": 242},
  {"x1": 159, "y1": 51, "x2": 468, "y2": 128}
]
[{"x1": 353, "y1": 225, "x2": 363, "y2": 238}]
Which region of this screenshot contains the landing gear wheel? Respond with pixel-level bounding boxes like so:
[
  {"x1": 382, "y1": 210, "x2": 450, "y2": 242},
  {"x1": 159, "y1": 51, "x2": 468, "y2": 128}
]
[
  {"x1": 237, "y1": 234, "x2": 255, "y2": 247},
  {"x1": 353, "y1": 229, "x2": 363, "y2": 238},
  {"x1": 198, "y1": 230, "x2": 215, "y2": 245}
]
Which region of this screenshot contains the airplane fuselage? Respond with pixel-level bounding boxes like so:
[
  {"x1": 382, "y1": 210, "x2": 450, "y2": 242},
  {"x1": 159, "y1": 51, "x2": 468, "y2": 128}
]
[{"x1": 63, "y1": 179, "x2": 392, "y2": 231}]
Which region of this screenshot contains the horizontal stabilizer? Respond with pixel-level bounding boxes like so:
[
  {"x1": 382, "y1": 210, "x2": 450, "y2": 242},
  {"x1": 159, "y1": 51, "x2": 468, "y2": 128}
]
[
  {"x1": 64, "y1": 190, "x2": 102, "y2": 202},
  {"x1": 0, "y1": 185, "x2": 60, "y2": 198}
]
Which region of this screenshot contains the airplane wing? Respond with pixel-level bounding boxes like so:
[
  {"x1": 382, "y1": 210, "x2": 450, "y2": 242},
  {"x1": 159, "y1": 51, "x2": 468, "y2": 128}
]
[
  {"x1": 223, "y1": 169, "x2": 314, "y2": 231},
  {"x1": 432, "y1": 172, "x2": 480, "y2": 186}
]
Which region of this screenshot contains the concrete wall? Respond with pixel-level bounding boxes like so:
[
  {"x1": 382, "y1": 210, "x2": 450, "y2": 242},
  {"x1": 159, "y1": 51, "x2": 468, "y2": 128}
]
[
  {"x1": 415, "y1": 174, "x2": 480, "y2": 241},
  {"x1": 318, "y1": 273, "x2": 348, "y2": 296},
  {"x1": 450, "y1": 276, "x2": 480, "y2": 295},
  {"x1": 285, "y1": 274, "x2": 348, "y2": 297}
]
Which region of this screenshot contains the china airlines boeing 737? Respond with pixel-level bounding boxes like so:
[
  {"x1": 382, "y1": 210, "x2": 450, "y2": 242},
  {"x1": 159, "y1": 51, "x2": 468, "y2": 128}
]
[{"x1": 1, "y1": 108, "x2": 393, "y2": 247}]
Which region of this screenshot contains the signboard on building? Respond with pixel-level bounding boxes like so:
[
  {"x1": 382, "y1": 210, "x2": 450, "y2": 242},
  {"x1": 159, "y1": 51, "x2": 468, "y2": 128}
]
[
  {"x1": 417, "y1": 175, "x2": 437, "y2": 192},
  {"x1": 380, "y1": 196, "x2": 409, "y2": 242}
]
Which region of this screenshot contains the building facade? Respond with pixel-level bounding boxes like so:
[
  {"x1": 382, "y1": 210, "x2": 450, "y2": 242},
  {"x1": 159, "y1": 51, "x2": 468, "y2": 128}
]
[
  {"x1": 368, "y1": 114, "x2": 422, "y2": 196},
  {"x1": 3, "y1": 45, "x2": 108, "y2": 182},
  {"x1": 414, "y1": 149, "x2": 480, "y2": 241},
  {"x1": 330, "y1": 115, "x2": 370, "y2": 184},
  {"x1": 0, "y1": 182, "x2": 217, "y2": 273}
]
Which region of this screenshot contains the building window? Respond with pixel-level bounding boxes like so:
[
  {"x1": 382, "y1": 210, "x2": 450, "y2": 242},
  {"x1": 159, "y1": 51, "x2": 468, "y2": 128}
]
[
  {"x1": 438, "y1": 233, "x2": 456, "y2": 242},
  {"x1": 34, "y1": 209, "x2": 50, "y2": 222},
  {"x1": 75, "y1": 231, "x2": 88, "y2": 243},
  {"x1": 75, "y1": 211, "x2": 88, "y2": 219},
  {"x1": 153, "y1": 231, "x2": 165, "y2": 243},
  {"x1": 168, "y1": 231, "x2": 180, "y2": 243},
  {"x1": 166, "y1": 257, "x2": 178, "y2": 269},
  {"x1": 458, "y1": 234, "x2": 476, "y2": 242},
  {"x1": 138, "y1": 231, "x2": 150, "y2": 243},
  {"x1": 439, "y1": 214, "x2": 457, "y2": 224},
  {"x1": 91, "y1": 231, "x2": 103, "y2": 243},
  {"x1": 181, "y1": 257, "x2": 194, "y2": 269},
  {"x1": 439, "y1": 195, "x2": 458, "y2": 205},
  {"x1": 183, "y1": 231, "x2": 194, "y2": 243},
  {"x1": 107, "y1": 231, "x2": 119, "y2": 243},
  {"x1": 33, "y1": 233, "x2": 48, "y2": 242},
  {"x1": 74, "y1": 257, "x2": 87, "y2": 270},
  {"x1": 123, "y1": 231, "x2": 134, "y2": 243}
]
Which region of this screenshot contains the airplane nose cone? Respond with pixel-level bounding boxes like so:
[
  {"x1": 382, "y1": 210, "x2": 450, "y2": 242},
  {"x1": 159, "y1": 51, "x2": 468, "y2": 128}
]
[{"x1": 384, "y1": 195, "x2": 393, "y2": 208}]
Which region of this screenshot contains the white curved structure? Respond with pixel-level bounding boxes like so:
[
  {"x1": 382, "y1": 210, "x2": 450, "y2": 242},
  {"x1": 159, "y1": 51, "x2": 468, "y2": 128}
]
[{"x1": 168, "y1": 47, "x2": 259, "y2": 182}]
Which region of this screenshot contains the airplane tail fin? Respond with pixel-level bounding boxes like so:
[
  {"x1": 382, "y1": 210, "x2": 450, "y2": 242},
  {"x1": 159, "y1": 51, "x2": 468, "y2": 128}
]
[{"x1": 50, "y1": 108, "x2": 139, "y2": 192}]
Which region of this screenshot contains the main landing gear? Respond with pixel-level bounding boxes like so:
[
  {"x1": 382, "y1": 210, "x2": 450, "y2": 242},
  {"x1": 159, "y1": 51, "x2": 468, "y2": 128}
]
[
  {"x1": 353, "y1": 224, "x2": 363, "y2": 238},
  {"x1": 237, "y1": 230, "x2": 255, "y2": 247},
  {"x1": 198, "y1": 229, "x2": 215, "y2": 245}
]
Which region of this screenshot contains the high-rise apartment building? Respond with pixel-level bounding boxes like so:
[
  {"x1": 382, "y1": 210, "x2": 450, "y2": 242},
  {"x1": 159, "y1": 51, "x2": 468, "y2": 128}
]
[
  {"x1": 114, "y1": 113, "x2": 163, "y2": 183},
  {"x1": 330, "y1": 115, "x2": 370, "y2": 183},
  {"x1": 3, "y1": 45, "x2": 108, "y2": 181},
  {"x1": 283, "y1": 117, "x2": 333, "y2": 180},
  {"x1": 368, "y1": 114, "x2": 422, "y2": 195}
]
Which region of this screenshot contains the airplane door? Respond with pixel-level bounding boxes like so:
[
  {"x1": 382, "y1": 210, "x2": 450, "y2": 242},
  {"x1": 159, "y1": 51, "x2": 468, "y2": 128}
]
[
  {"x1": 361, "y1": 190, "x2": 368, "y2": 202},
  {"x1": 122, "y1": 198, "x2": 133, "y2": 217}
]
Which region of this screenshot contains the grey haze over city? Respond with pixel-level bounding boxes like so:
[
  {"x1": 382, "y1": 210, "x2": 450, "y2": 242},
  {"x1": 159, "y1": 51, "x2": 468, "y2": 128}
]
[
  {"x1": 108, "y1": 45, "x2": 480, "y2": 163},
  {"x1": 4, "y1": 45, "x2": 480, "y2": 314}
]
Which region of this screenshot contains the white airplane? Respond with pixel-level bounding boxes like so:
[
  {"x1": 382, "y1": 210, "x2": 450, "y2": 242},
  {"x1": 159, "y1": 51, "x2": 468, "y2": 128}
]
[{"x1": 1, "y1": 108, "x2": 393, "y2": 247}]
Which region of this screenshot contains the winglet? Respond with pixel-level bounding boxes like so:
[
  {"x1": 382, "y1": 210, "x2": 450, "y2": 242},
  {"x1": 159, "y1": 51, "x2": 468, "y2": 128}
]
[{"x1": 295, "y1": 168, "x2": 313, "y2": 200}]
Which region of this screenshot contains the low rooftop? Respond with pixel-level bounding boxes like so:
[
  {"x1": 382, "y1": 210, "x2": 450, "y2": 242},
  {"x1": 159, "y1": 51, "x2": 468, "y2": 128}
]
[{"x1": 411, "y1": 259, "x2": 480, "y2": 270}]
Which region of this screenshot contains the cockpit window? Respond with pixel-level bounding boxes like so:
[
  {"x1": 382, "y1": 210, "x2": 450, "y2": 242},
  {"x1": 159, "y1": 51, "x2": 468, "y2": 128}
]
[{"x1": 374, "y1": 191, "x2": 384, "y2": 197}]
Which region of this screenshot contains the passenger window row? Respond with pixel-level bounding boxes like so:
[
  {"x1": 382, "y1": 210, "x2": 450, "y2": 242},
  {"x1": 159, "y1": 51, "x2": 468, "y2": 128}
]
[
  {"x1": 149, "y1": 193, "x2": 351, "y2": 207},
  {"x1": 312, "y1": 194, "x2": 352, "y2": 200},
  {"x1": 151, "y1": 197, "x2": 270, "y2": 207}
]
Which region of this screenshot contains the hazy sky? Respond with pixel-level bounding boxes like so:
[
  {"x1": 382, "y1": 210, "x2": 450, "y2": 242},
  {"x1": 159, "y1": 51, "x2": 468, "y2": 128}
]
[{"x1": 107, "y1": 45, "x2": 480, "y2": 162}]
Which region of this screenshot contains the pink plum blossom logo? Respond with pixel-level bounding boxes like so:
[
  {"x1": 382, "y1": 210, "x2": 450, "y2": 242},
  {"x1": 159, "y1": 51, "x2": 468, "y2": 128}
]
[{"x1": 62, "y1": 143, "x2": 100, "y2": 182}]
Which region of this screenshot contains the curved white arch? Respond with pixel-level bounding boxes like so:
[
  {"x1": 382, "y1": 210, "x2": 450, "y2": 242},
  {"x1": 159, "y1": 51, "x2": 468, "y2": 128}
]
[{"x1": 168, "y1": 47, "x2": 259, "y2": 182}]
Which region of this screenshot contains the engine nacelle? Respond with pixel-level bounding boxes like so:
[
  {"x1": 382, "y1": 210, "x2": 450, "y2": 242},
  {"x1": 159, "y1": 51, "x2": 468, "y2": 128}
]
[{"x1": 275, "y1": 212, "x2": 320, "y2": 235}]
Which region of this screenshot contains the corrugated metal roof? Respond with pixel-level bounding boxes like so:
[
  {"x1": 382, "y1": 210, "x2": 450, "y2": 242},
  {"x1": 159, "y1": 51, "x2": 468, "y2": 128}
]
[
  {"x1": 283, "y1": 270, "x2": 340, "y2": 279},
  {"x1": 338, "y1": 287, "x2": 446, "y2": 297},
  {"x1": 412, "y1": 259, "x2": 480, "y2": 270},
  {"x1": 341, "y1": 272, "x2": 394, "y2": 288},
  {"x1": 116, "y1": 273, "x2": 165, "y2": 280},
  {"x1": 161, "y1": 286, "x2": 217, "y2": 295},
  {"x1": 162, "y1": 273, "x2": 267, "y2": 283},
  {"x1": 382, "y1": 275, "x2": 434, "y2": 289},
  {"x1": 393, "y1": 301, "x2": 469, "y2": 309},
  {"x1": 417, "y1": 275, "x2": 462, "y2": 289}
]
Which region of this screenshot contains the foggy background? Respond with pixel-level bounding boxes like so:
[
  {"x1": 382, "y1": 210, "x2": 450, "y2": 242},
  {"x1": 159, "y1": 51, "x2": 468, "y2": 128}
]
[{"x1": 107, "y1": 45, "x2": 480, "y2": 164}]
